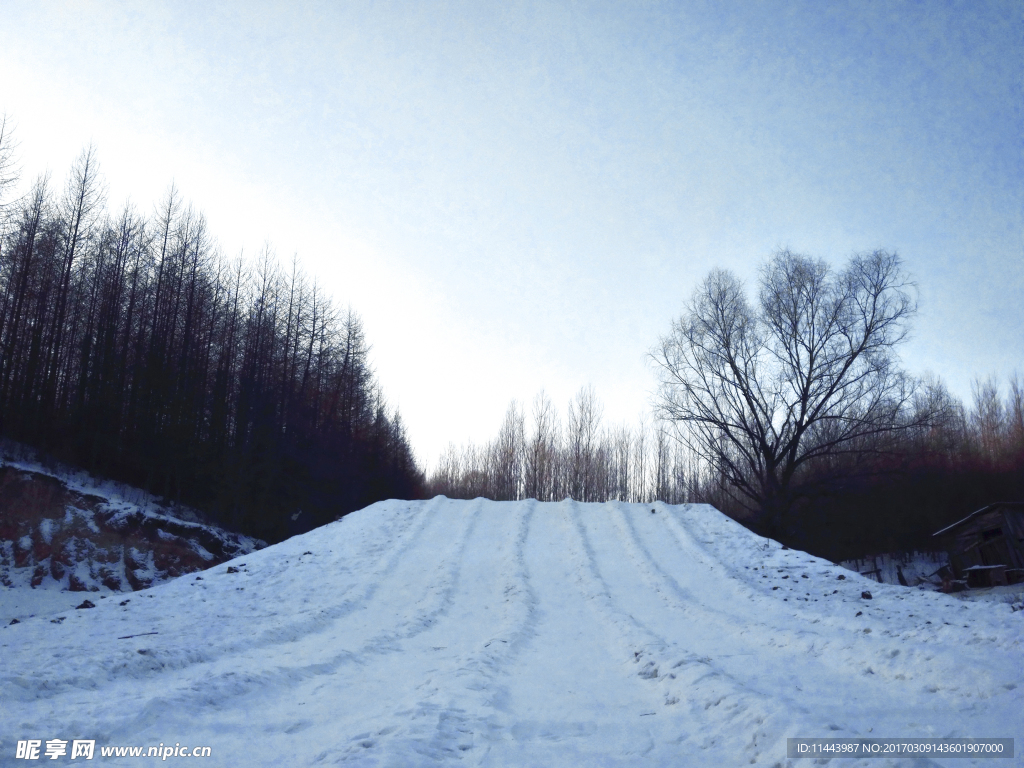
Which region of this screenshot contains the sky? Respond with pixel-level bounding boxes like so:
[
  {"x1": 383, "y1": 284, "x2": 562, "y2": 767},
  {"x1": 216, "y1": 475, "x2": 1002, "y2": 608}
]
[{"x1": 0, "y1": 0, "x2": 1021, "y2": 469}]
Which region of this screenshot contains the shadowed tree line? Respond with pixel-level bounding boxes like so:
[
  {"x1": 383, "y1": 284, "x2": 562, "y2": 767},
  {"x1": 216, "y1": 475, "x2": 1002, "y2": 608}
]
[
  {"x1": 0, "y1": 137, "x2": 422, "y2": 541},
  {"x1": 765, "y1": 374, "x2": 1024, "y2": 562}
]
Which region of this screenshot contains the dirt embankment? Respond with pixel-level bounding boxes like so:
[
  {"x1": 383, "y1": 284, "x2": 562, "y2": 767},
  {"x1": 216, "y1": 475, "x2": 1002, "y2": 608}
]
[{"x1": 0, "y1": 466, "x2": 260, "y2": 591}]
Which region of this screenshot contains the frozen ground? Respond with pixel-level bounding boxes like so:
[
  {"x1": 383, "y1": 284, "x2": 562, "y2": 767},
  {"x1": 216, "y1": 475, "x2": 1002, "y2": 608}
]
[{"x1": 1, "y1": 498, "x2": 1021, "y2": 766}]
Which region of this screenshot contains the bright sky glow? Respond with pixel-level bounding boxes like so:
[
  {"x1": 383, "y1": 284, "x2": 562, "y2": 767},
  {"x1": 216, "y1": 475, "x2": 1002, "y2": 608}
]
[{"x1": 1, "y1": 1, "x2": 1020, "y2": 469}]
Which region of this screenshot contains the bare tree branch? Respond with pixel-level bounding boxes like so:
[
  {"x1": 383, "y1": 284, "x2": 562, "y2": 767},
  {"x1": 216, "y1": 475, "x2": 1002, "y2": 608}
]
[{"x1": 653, "y1": 249, "x2": 934, "y2": 533}]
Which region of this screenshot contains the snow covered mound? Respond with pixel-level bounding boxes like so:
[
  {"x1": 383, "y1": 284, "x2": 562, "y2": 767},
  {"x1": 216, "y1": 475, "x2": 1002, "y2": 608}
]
[
  {"x1": 0, "y1": 461, "x2": 263, "y2": 598},
  {"x1": 1, "y1": 498, "x2": 1021, "y2": 767}
]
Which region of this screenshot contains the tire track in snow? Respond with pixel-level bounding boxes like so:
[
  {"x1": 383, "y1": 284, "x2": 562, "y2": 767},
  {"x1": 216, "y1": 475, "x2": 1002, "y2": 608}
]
[
  {"x1": 239, "y1": 498, "x2": 444, "y2": 649},
  {"x1": 561, "y1": 500, "x2": 666, "y2": 655},
  {"x1": 657, "y1": 503, "x2": 882, "y2": 621},
  {"x1": 630, "y1": 504, "x2": 844, "y2": 645},
  {"x1": 571, "y1": 503, "x2": 792, "y2": 764},
  {"x1": 609, "y1": 504, "x2": 931, "y2": 760},
  {"x1": 357, "y1": 498, "x2": 486, "y2": 651},
  {"x1": 326, "y1": 500, "x2": 540, "y2": 765},
  {"x1": 580, "y1": 503, "x2": 954, "y2": 764},
  {"x1": 0, "y1": 501, "x2": 437, "y2": 707},
  {"x1": 62, "y1": 498, "x2": 487, "y2": 743},
  {"x1": 650, "y1": 506, "x2": 931, "y2": 683},
  {"x1": 558, "y1": 498, "x2": 706, "y2": 750},
  {"x1": 5, "y1": 500, "x2": 1018, "y2": 767},
  {"x1": 651, "y1": 504, "x2": 1016, "y2": 699},
  {"x1": 644, "y1": 504, "x2": 1023, "y2": 742}
]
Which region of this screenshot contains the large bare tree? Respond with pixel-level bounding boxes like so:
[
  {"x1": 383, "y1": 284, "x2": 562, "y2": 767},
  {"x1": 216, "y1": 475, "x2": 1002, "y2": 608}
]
[{"x1": 653, "y1": 249, "x2": 926, "y2": 534}]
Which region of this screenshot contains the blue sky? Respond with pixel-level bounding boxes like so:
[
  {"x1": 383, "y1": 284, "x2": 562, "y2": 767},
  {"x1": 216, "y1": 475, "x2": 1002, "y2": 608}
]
[{"x1": 1, "y1": 0, "x2": 1020, "y2": 467}]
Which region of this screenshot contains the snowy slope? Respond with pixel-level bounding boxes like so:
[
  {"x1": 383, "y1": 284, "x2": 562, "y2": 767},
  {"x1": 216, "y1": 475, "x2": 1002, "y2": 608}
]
[{"x1": 1, "y1": 498, "x2": 1021, "y2": 767}]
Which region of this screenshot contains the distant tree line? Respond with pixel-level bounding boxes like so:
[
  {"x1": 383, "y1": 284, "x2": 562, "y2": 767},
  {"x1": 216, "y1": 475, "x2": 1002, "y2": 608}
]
[
  {"x1": 430, "y1": 377, "x2": 1024, "y2": 561},
  {"x1": 429, "y1": 386, "x2": 698, "y2": 505},
  {"x1": 0, "y1": 134, "x2": 422, "y2": 541}
]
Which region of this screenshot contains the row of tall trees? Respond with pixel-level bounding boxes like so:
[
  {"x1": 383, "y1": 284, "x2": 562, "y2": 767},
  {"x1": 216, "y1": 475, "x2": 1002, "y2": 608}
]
[
  {"x1": 429, "y1": 375, "x2": 1023, "y2": 560},
  {"x1": 0, "y1": 136, "x2": 421, "y2": 541},
  {"x1": 429, "y1": 387, "x2": 697, "y2": 505}
]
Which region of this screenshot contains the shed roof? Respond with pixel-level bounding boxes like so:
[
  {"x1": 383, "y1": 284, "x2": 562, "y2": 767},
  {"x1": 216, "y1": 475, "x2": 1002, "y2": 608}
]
[{"x1": 932, "y1": 502, "x2": 1024, "y2": 538}]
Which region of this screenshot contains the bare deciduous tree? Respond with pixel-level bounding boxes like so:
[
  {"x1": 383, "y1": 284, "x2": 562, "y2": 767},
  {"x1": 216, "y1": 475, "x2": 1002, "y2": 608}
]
[
  {"x1": 567, "y1": 385, "x2": 602, "y2": 501},
  {"x1": 654, "y1": 249, "x2": 928, "y2": 534},
  {"x1": 1009, "y1": 374, "x2": 1024, "y2": 453},
  {"x1": 491, "y1": 400, "x2": 525, "y2": 500},
  {"x1": 971, "y1": 376, "x2": 1006, "y2": 463},
  {"x1": 524, "y1": 390, "x2": 558, "y2": 500},
  {"x1": 0, "y1": 114, "x2": 19, "y2": 219}
]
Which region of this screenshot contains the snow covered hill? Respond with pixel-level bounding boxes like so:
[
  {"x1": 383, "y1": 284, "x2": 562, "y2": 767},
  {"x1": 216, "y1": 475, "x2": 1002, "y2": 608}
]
[{"x1": 1, "y1": 498, "x2": 1021, "y2": 766}]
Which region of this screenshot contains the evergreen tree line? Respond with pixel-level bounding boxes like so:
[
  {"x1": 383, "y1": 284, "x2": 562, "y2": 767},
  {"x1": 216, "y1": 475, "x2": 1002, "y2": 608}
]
[
  {"x1": 0, "y1": 140, "x2": 422, "y2": 541},
  {"x1": 429, "y1": 377, "x2": 1024, "y2": 562}
]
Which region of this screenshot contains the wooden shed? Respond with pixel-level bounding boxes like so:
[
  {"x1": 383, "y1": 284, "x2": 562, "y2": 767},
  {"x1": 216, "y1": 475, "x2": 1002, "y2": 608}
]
[{"x1": 932, "y1": 502, "x2": 1024, "y2": 587}]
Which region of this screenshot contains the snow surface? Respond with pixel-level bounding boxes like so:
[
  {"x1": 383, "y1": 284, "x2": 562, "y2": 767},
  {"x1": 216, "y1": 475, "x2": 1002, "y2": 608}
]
[{"x1": 1, "y1": 498, "x2": 1021, "y2": 766}]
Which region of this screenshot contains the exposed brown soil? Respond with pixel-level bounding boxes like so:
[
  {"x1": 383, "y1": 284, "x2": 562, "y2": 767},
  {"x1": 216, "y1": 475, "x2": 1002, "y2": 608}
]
[{"x1": 0, "y1": 466, "x2": 260, "y2": 591}]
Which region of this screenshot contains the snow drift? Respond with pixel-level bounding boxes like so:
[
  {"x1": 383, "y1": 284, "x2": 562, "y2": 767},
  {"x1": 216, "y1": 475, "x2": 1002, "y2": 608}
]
[{"x1": 1, "y1": 498, "x2": 1021, "y2": 766}]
